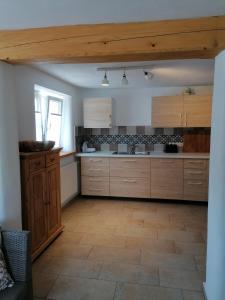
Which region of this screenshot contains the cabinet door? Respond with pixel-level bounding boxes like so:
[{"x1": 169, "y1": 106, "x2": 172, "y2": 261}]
[
  {"x1": 183, "y1": 95, "x2": 212, "y2": 127},
  {"x1": 83, "y1": 98, "x2": 112, "y2": 128},
  {"x1": 29, "y1": 170, "x2": 48, "y2": 252},
  {"x1": 151, "y1": 158, "x2": 183, "y2": 200},
  {"x1": 46, "y1": 164, "x2": 61, "y2": 237},
  {"x1": 151, "y1": 96, "x2": 183, "y2": 128}
]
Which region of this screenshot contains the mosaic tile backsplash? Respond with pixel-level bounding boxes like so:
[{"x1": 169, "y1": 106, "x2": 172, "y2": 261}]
[{"x1": 75, "y1": 126, "x2": 185, "y2": 152}]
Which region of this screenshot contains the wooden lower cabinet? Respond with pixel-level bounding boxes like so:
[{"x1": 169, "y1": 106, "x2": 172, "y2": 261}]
[
  {"x1": 110, "y1": 177, "x2": 150, "y2": 198},
  {"x1": 183, "y1": 159, "x2": 209, "y2": 201},
  {"x1": 151, "y1": 158, "x2": 184, "y2": 200},
  {"x1": 20, "y1": 149, "x2": 63, "y2": 260},
  {"x1": 80, "y1": 156, "x2": 209, "y2": 201}
]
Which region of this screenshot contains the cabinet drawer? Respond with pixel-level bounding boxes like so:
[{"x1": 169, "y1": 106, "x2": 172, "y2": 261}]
[
  {"x1": 110, "y1": 158, "x2": 150, "y2": 178},
  {"x1": 184, "y1": 168, "x2": 208, "y2": 180},
  {"x1": 81, "y1": 157, "x2": 109, "y2": 177},
  {"x1": 81, "y1": 176, "x2": 109, "y2": 196},
  {"x1": 29, "y1": 156, "x2": 45, "y2": 173},
  {"x1": 184, "y1": 179, "x2": 208, "y2": 201},
  {"x1": 110, "y1": 177, "x2": 150, "y2": 198},
  {"x1": 151, "y1": 158, "x2": 183, "y2": 170},
  {"x1": 184, "y1": 159, "x2": 208, "y2": 170},
  {"x1": 46, "y1": 152, "x2": 58, "y2": 167}
]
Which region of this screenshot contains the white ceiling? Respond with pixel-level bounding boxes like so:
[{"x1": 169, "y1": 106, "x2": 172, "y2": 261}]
[
  {"x1": 0, "y1": 0, "x2": 225, "y2": 29},
  {"x1": 33, "y1": 59, "x2": 214, "y2": 88}
]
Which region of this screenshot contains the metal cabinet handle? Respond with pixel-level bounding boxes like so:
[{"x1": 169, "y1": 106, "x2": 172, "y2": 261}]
[
  {"x1": 123, "y1": 179, "x2": 137, "y2": 183},
  {"x1": 187, "y1": 181, "x2": 203, "y2": 185}
]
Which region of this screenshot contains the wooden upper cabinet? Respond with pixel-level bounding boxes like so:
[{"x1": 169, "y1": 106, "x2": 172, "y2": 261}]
[
  {"x1": 152, "y1": 95, "x2": 212, "y2": 128},
  {"x1": 183, "y1": 95, "x2": 212, "y2": 127},
  {"x1": 151, "y1": 96, "x2": 183, "y2": 128},
  {"x1": 83, "y1": 98, "x2": 112, "y2": 128}
]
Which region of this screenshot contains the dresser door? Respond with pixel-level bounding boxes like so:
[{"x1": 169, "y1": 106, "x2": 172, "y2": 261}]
[
  {"x1": 46, "y1": 164, "x2": 61, "y2": 237},
  {"x1": 29, "y1": 169, "x2": 48, "y2": 252}
]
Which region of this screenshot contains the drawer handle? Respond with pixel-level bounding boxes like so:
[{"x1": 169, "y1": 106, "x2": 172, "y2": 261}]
[
  {"x1": 89, "y1": 188, "x2": 104, "y2": 191},
  {"x1": 123, "y1": 160, "x2": 137, "y2": 163},
  {"x1": 187, "y1": 181, "x2": 203, "y2": 185},
  {"x1": 187, "y1": 171, "x2": 203, "y2": 175},
  {"x1": 88, "y1": 168, "x2": 101, "y2": 171},
  {"x1": 89, "y1": 179, "x2": 103, "y2": 182},
  {"x1": 89, "y1": 159, "x2": 103, "y2": 162},
  {"x1": 123, "y1": 179, "x2": 137, "y2": 183},
  {"x1": 187, "y1": 161, "x2": 203, "y2": 164},
  {"x1": 159, "y1": 160, "x2": 174, "y2": 163}
]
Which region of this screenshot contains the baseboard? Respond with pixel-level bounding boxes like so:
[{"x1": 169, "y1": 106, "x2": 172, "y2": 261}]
[
  {"x1": 61, "y1": 192, "x2": 79, "y2": 208},
  {"x1": 203, "y1": 282, "x2": 208, "y2": 300}
]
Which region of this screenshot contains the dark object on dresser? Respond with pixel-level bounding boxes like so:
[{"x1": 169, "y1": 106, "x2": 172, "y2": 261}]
[
  {"x1": 0, "y1": 230, "x2": 33, "y2": 300},
  {"x1": 20, "y1": 148, "x2": 63, "y2": 261},
  {"x1": 19, "y1": 140, "x2": 55, "y2": 152},
  {"x1": 164, "y1": 144, "x2": 178, "y2": 153}
]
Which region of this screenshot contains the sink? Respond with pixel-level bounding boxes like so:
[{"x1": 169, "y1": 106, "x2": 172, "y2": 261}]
[{"x1": 112, "y1": 151, "x2": 151, "y2": 155}]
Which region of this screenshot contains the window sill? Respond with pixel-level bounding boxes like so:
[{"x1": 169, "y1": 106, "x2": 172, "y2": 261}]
[{"x1": 60, "y1": 150, "x2": 76, "y2": 159}]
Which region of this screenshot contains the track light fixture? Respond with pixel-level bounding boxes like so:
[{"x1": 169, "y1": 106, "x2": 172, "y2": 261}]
[
  {"x1": 121, "y1": 71, "x2": 128, "y2": 85},
  {"x1": 101, "y1": 72, "x2": 109, "y2": 86},
  {"x1": 144, "y1": 70, "x2": 154, "y2": 80}
]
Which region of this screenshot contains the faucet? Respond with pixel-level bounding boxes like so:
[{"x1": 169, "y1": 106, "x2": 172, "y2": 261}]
[{"x1": 129, "y1": 144, "x2": 136, "y2": 155}]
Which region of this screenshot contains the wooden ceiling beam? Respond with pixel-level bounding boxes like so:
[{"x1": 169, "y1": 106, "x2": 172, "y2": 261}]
[{"x1": 0, "y1": 15, "x2": 225, "y2": 63}]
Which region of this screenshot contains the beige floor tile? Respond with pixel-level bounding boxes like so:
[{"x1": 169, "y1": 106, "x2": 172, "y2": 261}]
[
  {"x1": 45, "y1": 242, "x2": 92, "y2": 259},
  {"x1": 114, "y1": 282, "x2": 183, "y2": 300},
  {"x1": 115, "y1": 226, "x2": 158, "y2": 239},
  {"x1": 175, "y1": 242, "x2": 206, "y2": 256},
  {"x1": 47, "y1": 276, "x2": 116, "y2": 300},
  {"x1": 99, "y1": 262, "x2": 159, "y2": 285},
  {"x1": 126, "y1": 237, "x2": 176, "y2": 254},
  {"x1": 36, "y1": 257, "x2": 102, "y2": 278},
  {"x1": 182, "y1": 290, "x2": 205, "y2": 300},
  {"x1": 80, "y1": 233, "x2": 126, "y2": 248},
  {"x1": 88, "y1": 246, "x2": 141, "y2": 264},
  {"x1": 158, "y1": 229, "x2": 204, "y2": 243},
  {"x1": 159, "y1": 268, "x2": 203, "y2": 291},
  {"x1": 141, "y1": 251, "x2": 196, "y2": 270},
  {"x1": 33, "y1": 271, "x2": 58, "y2": 299}
]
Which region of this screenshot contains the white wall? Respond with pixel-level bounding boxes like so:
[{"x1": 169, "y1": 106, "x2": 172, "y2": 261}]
[
  {"x1": 81, "y1": 86, "x2": 212, "y2": 126},
  {"x1": 15, "y1": 66, "x2": 83, "y2": 148},
  {"x1": 0, "y1": 62, "x2": 21, "y2": 229},
  {"x1": 205, "y1": 51, "x2": 225, "y2": 300}
]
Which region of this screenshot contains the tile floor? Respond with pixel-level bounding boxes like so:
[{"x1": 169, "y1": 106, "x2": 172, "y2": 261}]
[{"x1": 33, "y1": 197, "x2": 207, "y2": 300}]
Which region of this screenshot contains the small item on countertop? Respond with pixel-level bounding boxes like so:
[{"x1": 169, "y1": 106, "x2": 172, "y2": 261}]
[
  {"x1": 86, "y1": 148, "x2": 96, "y2": 153},
  {"x1": 82, "y1": 141, "x2": 88, "y2": 153},
  {"x1": 164, "y1": 143, "x2": 178, "y2": 153}
]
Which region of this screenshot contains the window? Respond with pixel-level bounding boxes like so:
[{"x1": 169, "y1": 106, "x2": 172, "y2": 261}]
[
  {"x1": 34, "y1": 87, "x2": 64, "y2": 148},
  {"x1": 46, "y1": 97, "x2": 63, "y2": 147}
]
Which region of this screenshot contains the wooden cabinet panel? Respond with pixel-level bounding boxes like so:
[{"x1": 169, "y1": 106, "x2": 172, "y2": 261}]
[
  {"x1": 29, "y1": 170, "x2": 48, "y2": 252},
  {"x1": 20, "y1": 149, "x2": 63, "y2": 260},
  {"x1": 46, "y1": 164, "x2": 61, "y2": 236},
  {"x1": 110, "y1": 177, "x2": 150, "y2": 198},
  {"x1": 151, "y1": 158, "x2": 183, "y2": 200},
  {"x1": 82, "y1": 176, "x2": 109, "y2": 196},
  {"x1": 110, "y1": 158, "x2": 150, "y2": 178},
  {"x1": 83, "y1": 98, "x2": 112, "y2": 128},
  {"x1": 183, "y1": 95, "x2": 212, "y2": 127},
  {"x1": 81, "y1": 157, "x2": 109, "y2": 177},
  {"x1": 46, "y1": 152, "x2": 58, "y2": 167},
  {"x1": 151, "y1": 96, "x2": 183, "y2": 128},
  {"x1": 183, "y1": 159, "x2": 209, "y2": 201},
  {"x1": 29, "y1": 156, "x2": 45, "y2": 173}
]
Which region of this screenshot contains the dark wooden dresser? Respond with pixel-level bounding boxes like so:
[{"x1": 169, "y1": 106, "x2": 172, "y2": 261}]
[{"x1": 20, "y1": 148, "x2": 63, "y2": 260}]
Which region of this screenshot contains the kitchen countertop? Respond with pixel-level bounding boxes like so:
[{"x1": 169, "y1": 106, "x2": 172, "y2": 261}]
[{"x1": 76, "y1": 151, "x2": 210, "y2": 159}]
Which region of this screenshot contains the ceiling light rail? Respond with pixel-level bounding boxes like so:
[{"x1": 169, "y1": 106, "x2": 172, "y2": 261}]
[{"x1": 97, "y1": 65, "x2": 154, "y2": 72}]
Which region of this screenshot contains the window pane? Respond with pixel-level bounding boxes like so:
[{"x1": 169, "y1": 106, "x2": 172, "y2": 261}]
[
  {"x1": 35, "y1": 112, "x2": 42, "y2": 141},
  {"x1": 35, "y1": 94, "x2": 41, "y2": 112},
  {"x1": 47, "y1": 114, "x2": 62, "y2": 147},
  {"x1": 48, "y1": 99, "x2": 62, "y2": 115}
]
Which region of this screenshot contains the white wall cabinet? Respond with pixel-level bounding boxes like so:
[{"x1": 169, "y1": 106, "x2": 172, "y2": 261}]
[{"x1": 83, "y1": 97, "x2": 112, "y2": 128}]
